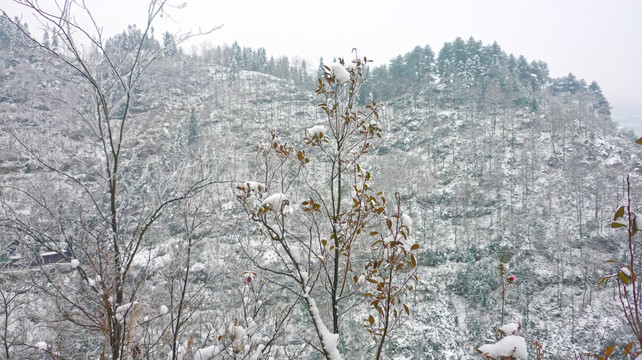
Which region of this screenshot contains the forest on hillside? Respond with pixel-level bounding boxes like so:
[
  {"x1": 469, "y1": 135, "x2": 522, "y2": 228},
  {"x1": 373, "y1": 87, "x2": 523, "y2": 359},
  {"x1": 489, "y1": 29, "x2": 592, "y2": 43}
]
[{"x1": 1, "y1": 2, "x2": 641, "y2": 360}]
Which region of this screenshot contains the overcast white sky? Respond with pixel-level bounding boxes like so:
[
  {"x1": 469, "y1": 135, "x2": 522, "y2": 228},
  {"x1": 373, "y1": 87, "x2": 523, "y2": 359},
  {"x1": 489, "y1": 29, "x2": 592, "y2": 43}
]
[{"x1": 4, "y1": 0, "x2": 642, "y2": 133}]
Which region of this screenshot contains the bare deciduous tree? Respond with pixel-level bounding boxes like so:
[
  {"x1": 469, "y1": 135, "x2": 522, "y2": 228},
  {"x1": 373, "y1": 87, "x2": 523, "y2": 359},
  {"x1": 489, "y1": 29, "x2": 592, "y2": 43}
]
[{"x1": 0, "y1": 1, "x2": 218, "y2": 358}]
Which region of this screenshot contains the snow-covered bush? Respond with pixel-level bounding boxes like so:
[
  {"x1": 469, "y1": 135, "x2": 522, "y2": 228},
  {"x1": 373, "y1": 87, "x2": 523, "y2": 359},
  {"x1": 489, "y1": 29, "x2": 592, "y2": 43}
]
[
  {"x1": 235, "y1": 57, "x2": 419, "y2": 360},
  {"x1": 478, "y1": 332, "x2": 527, "y2": 360}
]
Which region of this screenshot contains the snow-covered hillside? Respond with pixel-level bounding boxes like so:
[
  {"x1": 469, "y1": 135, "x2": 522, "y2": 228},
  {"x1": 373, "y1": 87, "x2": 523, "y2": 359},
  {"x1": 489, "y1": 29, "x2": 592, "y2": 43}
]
[{"x1": 1, "y1": 16, "x2": 641, "y2": 359}]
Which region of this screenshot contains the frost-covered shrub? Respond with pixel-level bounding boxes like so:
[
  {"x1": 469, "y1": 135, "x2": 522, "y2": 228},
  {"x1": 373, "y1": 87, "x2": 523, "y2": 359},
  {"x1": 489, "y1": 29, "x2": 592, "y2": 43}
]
[{"x1": 452, "y1": 261, "x2": 499, "y2": 307}]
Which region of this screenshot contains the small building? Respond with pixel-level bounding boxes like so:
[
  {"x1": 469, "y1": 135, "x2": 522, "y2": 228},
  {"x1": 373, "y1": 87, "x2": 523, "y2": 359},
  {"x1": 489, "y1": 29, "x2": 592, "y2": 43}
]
[{"x1": 38, "y1": 251, "x2": 67, "y2": 264}]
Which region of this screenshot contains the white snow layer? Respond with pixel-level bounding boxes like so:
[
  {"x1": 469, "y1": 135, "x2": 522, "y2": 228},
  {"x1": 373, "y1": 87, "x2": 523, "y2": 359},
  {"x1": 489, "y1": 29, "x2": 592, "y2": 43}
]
[
  {"x1": 228, "y1": 324, "x2": 246, "y2": 340},
  {"x1": 116, "y1": 302, "x2": 138, "y2": 315},
  {"x1": 245, "y1": 181, "x2": 265, "y2": 193},
  {"x1": 159, "y1": 305, "x2": 169, "y2": 315},
  {"x1": 70, "y1": 259, "x2": 79, "y2": 269},
  {"x1": 401, "y1": 213, "x2": 413, "y2": 229},
  {"x1": 304, "y1": 294, "x2": 342, "y2": 360},
  {"x1": 345, "y1": 62, "x2": 357, "y2": 72},
  {"x1": 115, "y1": 301, "x2": 138, "y2": 322},
  {"x1": 306, "y1": 125, "x2": 327, "y2": 139},
  {"x1": 193, "y1": 345, "x2": 219, "y2": 360},
  {"x1": 478, "y1": 335, "x2": 527, "y2": 360},
  {"x1": 499, "y1": 322, "x2": 520, "y2": 335},
  {"x1": 290, "y1": 245, "x2": 304, "y2": 264},
  {"x1": 35, "y1": 341, "x2": 47, "y2": 350},
  {"x1": 329, "y1": 62, "x2": 350, "y2": 84},
  {"x1": 261, "y1": 193, "x2": 288, "y2": 210},
  {"x1": 621, "y1": 267, "x2": 632, "y2": 278},
  {"x1": 250, "y1": 344, "x2": 266, "y2": 360}
]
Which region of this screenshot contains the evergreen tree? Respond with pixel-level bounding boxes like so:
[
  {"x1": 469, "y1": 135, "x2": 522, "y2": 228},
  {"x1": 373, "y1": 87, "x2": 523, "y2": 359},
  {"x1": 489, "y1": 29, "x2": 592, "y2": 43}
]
[
  {"x1": 228, "y1": 41, "x2": 243, "y2": 78},
  {"x1": 187, "y1": 109, "x2": 199, "y2": 146},
  {"x1": 317, "y1": 56, "x2": 325, "y2": 79},
  {"x1": 267, "y1": 56, "x2": 276, "y2": 75},
  {"x1": 42, "y1": 30, "x2": 50, "y2": 48},
  {"x1": 588, "y1": 81, "x2": 611, "y2": 116},
  {"x1": 163, "y1": 31, "x2": 178, "y2": 56},
  {"x1": 275, "y1": 56, "x2": 290, "y2": 78},
  {"x1": 231, "y1": 41, "x2": 243, "y2": 68},
  {"x1": 256, "y1": 47, "x2": 268, "y2": 72},
  {"x1": 51, "y1": 30, "x2": 59, "y2": 50}
]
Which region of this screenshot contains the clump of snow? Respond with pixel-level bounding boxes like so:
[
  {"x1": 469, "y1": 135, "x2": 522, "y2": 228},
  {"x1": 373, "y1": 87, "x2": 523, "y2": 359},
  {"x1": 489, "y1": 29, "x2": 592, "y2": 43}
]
[
  {"x1": 478, "y1": 335, "x2": 527, "y2": 360},
  {"x1": 244, "y1": 181, "x2": 265, "y2": 193},
  {"x1": 117, "y1": 302, "x2": 137, "y2": 314},
  {"x1": 250, "y1": 344, "x2": 266, "y2": 360},
  {"x1": 499, "y1": 322, "x2": 520, "y2": 335},
  {"x1": 401, "y1": 213, "x2": 413, "y2": 229},
  {"x1": 231, "y1": 340, "x2": 244, "y2": 354},
  {"x1": 115, "y1": 301, "x2": 139, "y2": 322},
  {"x1": 70, "y1": 259, "x2": 79, "y2": 269},
  {"x1": 306, "y1": 125, "x2": 327, "y2": 139},
  {"x1": 304, "y1": 294, "x2": 342, "y2": 359},
  {"x1": 193, "y1": 345, "x2": 219, "y2": 360},
  {"x1": 290, "y1": 245, "x2": 304, "y2": 264},
  {"x1": 8, "y1": 253, "x2": 21, "y2": 261},
  {"x1": 345, "y1": 62, "x2": 357, "y2": 72},
  {"x1": 246, "y1": 318, "x2": 257, "y2": 336},
  {"x1": 173, "y1": 344, "x2": 187, "y2": 359},
  {"x1": 227, "y1": 323, "x2": 247, "y2": 341},
  {"x1": 35, "y1": 341, "x2": 47, "y2": 350},
  {"x1": 329, "y1": 62, "x2": 350, "y2": 84},
  {"x1": 159, "y1": 305, "x2": 169, "y2": 315},
  {"x1": 231, "y1": 326, "x2": 246, "y2": 339},
  {"x1": 226, "y1": 322, "x2": 247, "y2": 354},
  {"x1": 621, "y1": 267, "x2": 632, "y2": 278},
  {"x1": 95, "y1": 275, "x2": 102, "y2": 283},
  {"x1": 87, "y1": 278, "x2": 95, "y2": 287},
  {"x1": 261, "y1": 193, "x2": 288, "y2": 211}
]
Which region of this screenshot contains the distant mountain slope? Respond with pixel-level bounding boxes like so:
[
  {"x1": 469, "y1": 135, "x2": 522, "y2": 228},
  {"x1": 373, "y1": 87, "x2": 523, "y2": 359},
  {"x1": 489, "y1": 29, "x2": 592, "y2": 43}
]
[
  {"x1": 2, "y1": 17, "x2": 641, "y2": 358},
  {"x1": 361, "y1": 38, "x2": 640, "y2": 358}
]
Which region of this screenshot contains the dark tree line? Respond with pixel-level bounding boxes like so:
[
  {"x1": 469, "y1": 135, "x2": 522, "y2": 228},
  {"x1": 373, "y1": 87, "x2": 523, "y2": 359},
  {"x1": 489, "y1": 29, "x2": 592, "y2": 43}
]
[
  {"x1": 200, "y1": 41, "x2": 312, "y2": 84},
  {"x1": 359, "y1": 37, "x2": 610, "y2": 118}
]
